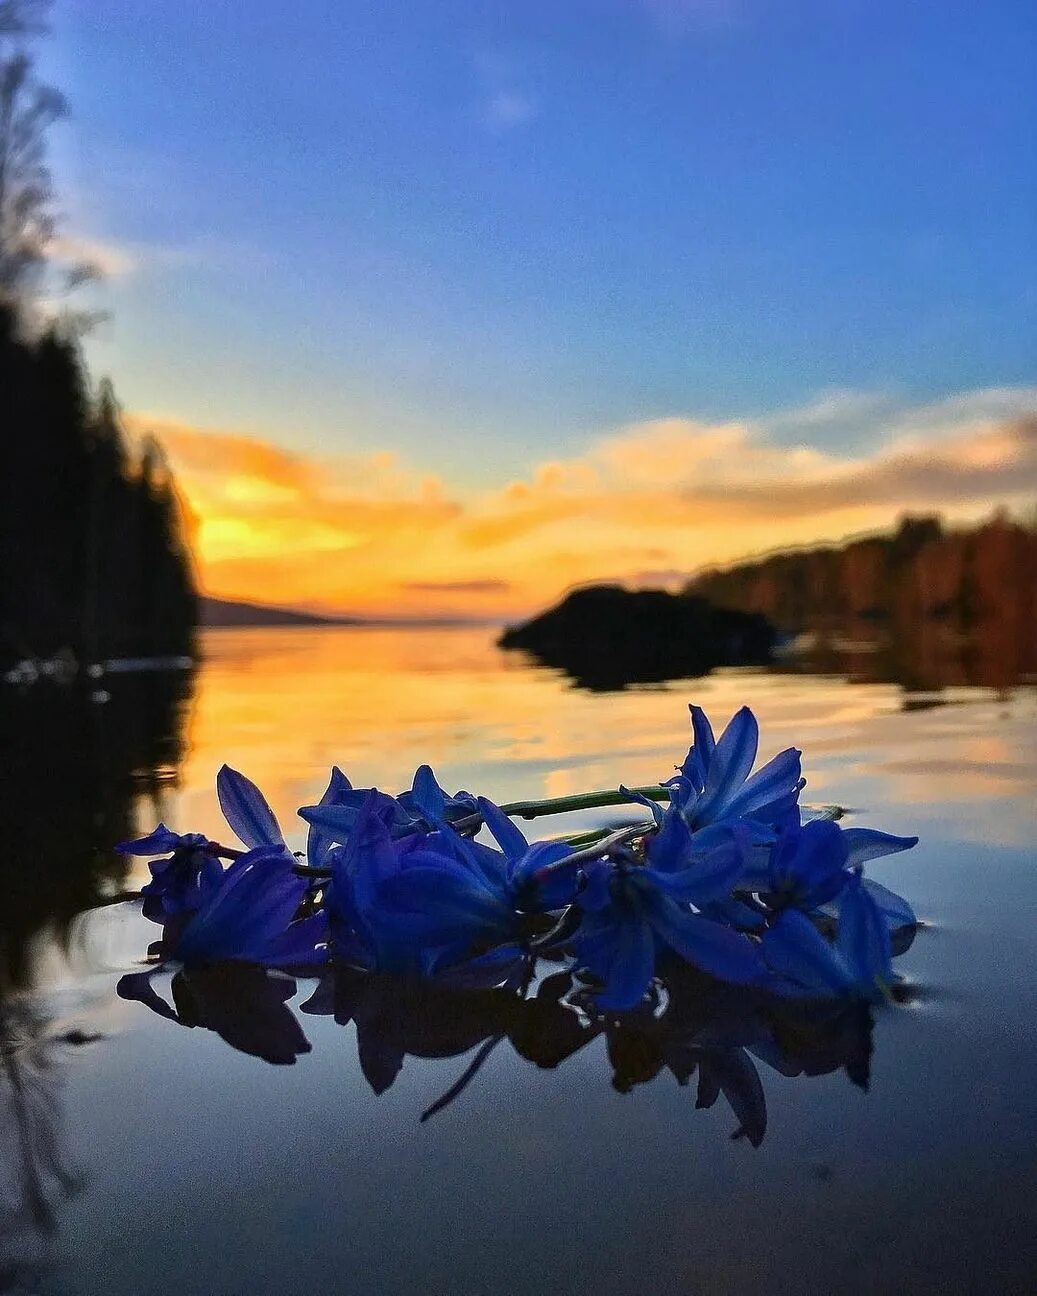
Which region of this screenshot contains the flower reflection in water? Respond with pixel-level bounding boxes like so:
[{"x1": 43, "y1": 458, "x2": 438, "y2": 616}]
[
  {"x1": 118, "y1": 950, "x2": 910, "y2": 1148},
  {"x1": 113, "y1": 700, "x2": 920, "y2": 1147}
]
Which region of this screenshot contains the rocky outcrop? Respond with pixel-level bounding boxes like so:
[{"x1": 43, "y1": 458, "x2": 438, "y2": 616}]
[{"x1": 498, "y1": 586, "x2": 777, "y2": 691}]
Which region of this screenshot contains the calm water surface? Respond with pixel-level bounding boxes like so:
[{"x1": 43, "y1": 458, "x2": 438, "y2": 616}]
[{"x1": 4, "y1": 626, "x2": 1037, "y2": 1294}]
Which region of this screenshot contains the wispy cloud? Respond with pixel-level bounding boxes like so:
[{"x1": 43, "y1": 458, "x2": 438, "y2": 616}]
[
  {"x1": 127, "y1": 387, "x2": 1037, "y2": 618},
  {"x1": 485, "y1": 90, "x2": 537, "y2": 130},
  {"x1": 49, "y1": 232, "x2": 138, "y2": 278},
  {"x1": 474, "y1": 51, "x2": 539, "y2": 132}
]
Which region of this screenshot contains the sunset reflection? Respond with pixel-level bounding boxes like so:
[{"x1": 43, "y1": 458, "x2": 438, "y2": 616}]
[{"x1": 118, "y1": 627, "x2": 1037, "y2": 900}]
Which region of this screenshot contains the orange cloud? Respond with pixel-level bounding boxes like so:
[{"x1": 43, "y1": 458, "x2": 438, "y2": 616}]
[{"x1": 125, "y1": 388, "x2": 1037, "y2": 618}]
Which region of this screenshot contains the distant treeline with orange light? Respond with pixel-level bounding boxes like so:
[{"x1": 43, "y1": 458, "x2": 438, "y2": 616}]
[
  {"x1": 687, "y1": 512, "x2": 1036, "y2": 685},
  {"x1": 0, "y1": 302, "x2": 197, "y2": 670}
]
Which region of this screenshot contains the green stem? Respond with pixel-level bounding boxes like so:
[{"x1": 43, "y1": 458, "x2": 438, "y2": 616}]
[
  {"x1": 502, "y1": 784, "x2": 668, "y2": 818},
  {"x1": 451, "y1": 784, "x2": 668, "y2": 835}
]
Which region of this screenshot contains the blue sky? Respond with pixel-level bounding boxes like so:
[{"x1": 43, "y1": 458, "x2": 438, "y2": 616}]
[{"x1": 46, "y1": 0, "x2": 1035, "y2": 488}]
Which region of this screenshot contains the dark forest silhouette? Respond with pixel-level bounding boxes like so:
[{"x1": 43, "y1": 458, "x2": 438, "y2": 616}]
[
  {"x1": 0, "y1": 304, "x2": 198, "y2": 670},
  {"x1": 0, "y1": 3, "x2": 196, "y2": 672}
]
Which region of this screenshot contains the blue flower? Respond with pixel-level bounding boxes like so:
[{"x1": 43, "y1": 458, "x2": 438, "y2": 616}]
[
  {"x1": 572, "y1": 856, "x2": 766, "y2": 1012},
  {"x1": 760, "y1": 870, "x2": 895, "y2": 1002},
  {"x1": 165, "y1": 846, "x2": 327, "y2": 971},
  {"x1": 754, "y1": 816, "x2": 917, "y2": 932},
  {"x1": 762, "y1": 818, "x2": 852, "y2": 912},
  {"x1": 324, "y1": 794, "x2": 524, "y2": 978},
  {"x1": 667, "y1": 704, "x2": 805, "y2": 835},
  {"x1": 475, "y1": 797, "x2": 579, "y2": 910},
  {"x1": 299, "y1": 764, "x2": 478, "y2": 845},
  {"x1": 117, "y1": 825, "x2": 224, "y2": 922},
  {"x1": 118, "y1": 766, "x2": 294, "y2": 923}
]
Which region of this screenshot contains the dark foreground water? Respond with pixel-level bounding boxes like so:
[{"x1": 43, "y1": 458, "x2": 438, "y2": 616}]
[{"x1": 3, "y1": 627, "x2": 1036, "y2": 1294}]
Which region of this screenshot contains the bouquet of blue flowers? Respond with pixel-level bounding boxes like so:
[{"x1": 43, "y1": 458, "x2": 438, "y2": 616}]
[{"x1": 117, "y1": 703, "x2": 917, "y2": 1019}]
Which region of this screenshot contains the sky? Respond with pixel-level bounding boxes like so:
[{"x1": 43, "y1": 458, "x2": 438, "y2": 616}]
[{"x1": 40, "y1": 0, "x2": 1037, "y2": 617}]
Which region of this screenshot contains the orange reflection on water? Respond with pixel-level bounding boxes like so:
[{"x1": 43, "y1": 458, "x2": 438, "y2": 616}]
[{"x1": 128, "y1": 627, "x2": 1037, "y2": 870}]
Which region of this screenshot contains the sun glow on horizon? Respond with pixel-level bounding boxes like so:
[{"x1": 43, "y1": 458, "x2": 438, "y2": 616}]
[{"x1": 128, "y1": 389, "x2": 1037, "y2": 618}]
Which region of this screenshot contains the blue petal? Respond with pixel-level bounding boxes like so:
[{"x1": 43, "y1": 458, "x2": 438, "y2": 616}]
[
  {"x1": 508, "y1": 839, "x2": 578, "y2": 908},
  {"x1": 575, "y1": 859, "x2": 614, "y2": 913},
  {"x1": 695, "y1": 706, "x2": 759, "y2": 822},
  {"x1": 379, "y1": 866, "x2": 516, "y2": 936},
  {"x1": 173, "y1": 848, "x2": 302, "y2": 964},
  {"x1": 770, "y1": 819, "x2": 848, "y2": 905},
  {"x1": 700, "y1": 896, "x2": 767, "y2": 931},
  {"x1": 595, "y1": 915, "x2": 656, "y2": 1011},
  {"x1": 410, "y1": 765, "x2": 449, "y2": 823},
  {"x1": 841, "y1": 828, "x2": 919, "y2": 869},
  {"x1": 217, "y1": 766, "x2": 285, "y2": 849},
  {"x1": 477, "y1": 796, "x2": 528, "y2": 861},
  {"x1": 860, "y1": 877, "x2": 916, "y2": 931},
  {"x1": 306, "y1": 767, "x2": 353, "y2": 868},
  {"x1": 723, "y1": 746, "x2": 803, "y2": 821},
  {"x1": 619, "y1": 785, "x2": 666, "y2": 827},
  {"x1": 643, "y1": 802, "x2": 694, "y2": 873},
  {"x1": 680, "y1": 704, "x2": 717, "y2": 790},
  {"x1": 837, "y1": 874, "x2": 892, "y2": 989},
  {"x1": 649, "y1": 823, "x2": 750, "y2": 904},
  {"x1": 646, "y1": 893, "x2": 765, "y2": 984},
  {"x1": 761, "y1": 910, "x2": 854, "y2": 996},
  {"x1": 301, "y1": 788, "x2": 411, "y2": 841},
  {"x1": 260, "y1": 912, "x2": 330, "y2": 971},
  {"x1": 434, "y1": 943, "x2": 528, "y2": 990},
  {"x1": 117, "y1": 824, "x2": 195, "y2": 856},
  {"x1": 299, "y1": 797, "x2": 366, "y2": 839}
]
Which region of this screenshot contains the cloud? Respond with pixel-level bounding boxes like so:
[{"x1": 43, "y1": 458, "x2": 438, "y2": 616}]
[
  {"x1": 126, "y1": 387, "x2": 1037, "y2": 618},
  {"x1": 485, "y1": 91, "x2": 537, "y2": 129},
  {"x1": 49, "y1": 232, "x2": 138, "y2": 278}
]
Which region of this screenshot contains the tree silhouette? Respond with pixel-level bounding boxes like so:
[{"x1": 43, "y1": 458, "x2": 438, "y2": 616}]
[
  {"x1": 0, "y1": 1, "x2": 65, "y2": 302},
  {"x1": 0, "y1": 2, "x2": 198, "y2": 670}
]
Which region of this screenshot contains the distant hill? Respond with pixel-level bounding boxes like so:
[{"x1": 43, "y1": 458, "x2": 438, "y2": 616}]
[
  {"x1": 198, "y1": 597, "x2": 360, "y2": 628},
  {"x1": 499, "y1": 586, "x2": 776, "y2": 691}
]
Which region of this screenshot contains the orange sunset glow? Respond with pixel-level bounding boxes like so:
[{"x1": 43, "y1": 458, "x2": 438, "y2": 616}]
[{"x1": 129, "y1": 390, "x2": 1037, "y2": 619}]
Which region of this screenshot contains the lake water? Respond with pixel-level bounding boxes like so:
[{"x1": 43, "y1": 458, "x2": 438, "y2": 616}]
[{"x1": 3, "y1": 626, "x2": 1036, "y2": 1294}]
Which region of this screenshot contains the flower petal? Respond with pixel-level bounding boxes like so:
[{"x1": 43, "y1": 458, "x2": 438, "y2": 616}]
[
  {"x1": 217, "y1": 766, "x2": 285, "y2": 848},
  {"x1": 761, "y1": 910, "x2": 855, "y2": 996},
  {"x1": 679, "y1": 704, "x2": 717, "y2": 790},
  {"x1": 696, "y1": 706, "x2": 759, "y2": 822},
  {"x1": 647, "y1": 894, "x2": 765, "y2": 984},
  {"x1": 306, "y1": 767, "x2": 353, "y2": 867},
  {"x1": 860, "y1": 877, "x2": 916, "y2": 931},
  {"x1": 723, "y1": 746, "x2": 803, "y2": 821},
  {"x1": 837, "y1": 874, "x2": 892, "y2": 989},
  {"x1": 410, "y1": 765, "x2": 449, "y2": 823},
  {"x1": 477, "y1": 796, "x2": 528, "y2": 861},
  {"x1": 595, "y1": 915, "x2": 656, "y2": 1011},
  {"x1": 841, "y1": 828, "x2": 919, "y2": 868}
]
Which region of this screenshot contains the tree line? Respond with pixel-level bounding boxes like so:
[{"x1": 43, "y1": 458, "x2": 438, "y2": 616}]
[
  {"x1": 0, "y1": 1, "x2": 197, "y2": 671},
  {"x1": 0, "y1": 305, "x2": 198, "y2": 668},
  {"x1": 686, "y1": 511, "x2": 1037, "y2": 685}
]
